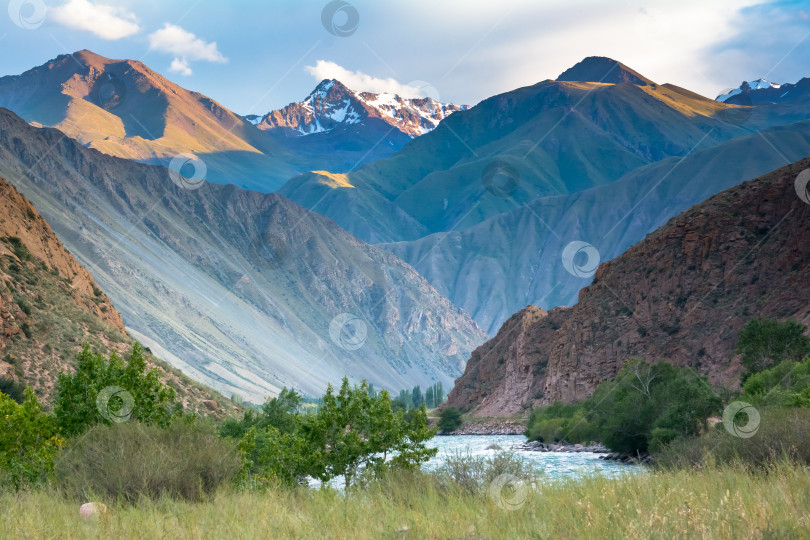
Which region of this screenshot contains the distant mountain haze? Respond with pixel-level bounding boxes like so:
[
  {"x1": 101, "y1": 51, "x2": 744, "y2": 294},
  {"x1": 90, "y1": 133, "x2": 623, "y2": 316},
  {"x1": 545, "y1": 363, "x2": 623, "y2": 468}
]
[{"x1": 0, "y1": 109, "x2": 486, "y2": 402}]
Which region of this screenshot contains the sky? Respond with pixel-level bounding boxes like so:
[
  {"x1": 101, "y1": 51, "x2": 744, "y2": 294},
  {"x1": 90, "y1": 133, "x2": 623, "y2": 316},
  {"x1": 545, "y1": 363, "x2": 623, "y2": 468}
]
[{"x1": 0, "y1": 0, "x2": 809, "y2": 115}]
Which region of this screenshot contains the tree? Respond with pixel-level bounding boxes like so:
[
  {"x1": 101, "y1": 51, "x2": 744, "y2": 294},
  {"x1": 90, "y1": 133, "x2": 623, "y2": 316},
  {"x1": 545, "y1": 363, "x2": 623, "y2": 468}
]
[
  {"x1": 425, "y1": 386, "x2": 435, "y2": 409},
  {"x1": 242, "y1": 378, "x2": 437, "y2": 488},
  {"x1": 433, "y1": 382, "x2": 444, "y2": 405},
  {"x1": 437, "y1": 407, "x2": 463, "y2": 433},
  {"x1": 397, "y1": 389, "x2": 412, "y2": 409},
  {"x1": 736, "y1": 318, "x2": 810, "y2": 376},
  {"x1": 587, "y1": 359, "x2": 721, "y2": 454},
  {"x1": 54, "y1": 343, "x2": 176, "y2": 437},
  {"x1": 412, "y1": 386, "x2": 423, "y2": 408},
  {"x1": 0, "y1": 388, "x2": 64, "y2": 489}
]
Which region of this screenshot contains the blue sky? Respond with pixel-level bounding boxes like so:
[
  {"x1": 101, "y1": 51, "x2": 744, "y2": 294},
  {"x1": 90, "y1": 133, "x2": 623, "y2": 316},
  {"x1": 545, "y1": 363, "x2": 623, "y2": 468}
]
[{"x1": 1, "y1": 0, "x2": 809, "y2": 114}]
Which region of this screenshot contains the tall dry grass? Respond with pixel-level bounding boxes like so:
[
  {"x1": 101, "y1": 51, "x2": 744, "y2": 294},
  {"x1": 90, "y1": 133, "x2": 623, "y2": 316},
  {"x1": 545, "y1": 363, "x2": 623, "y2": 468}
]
[{"x1": 2, "y1": 463, "x2": 809, "y2": 539}]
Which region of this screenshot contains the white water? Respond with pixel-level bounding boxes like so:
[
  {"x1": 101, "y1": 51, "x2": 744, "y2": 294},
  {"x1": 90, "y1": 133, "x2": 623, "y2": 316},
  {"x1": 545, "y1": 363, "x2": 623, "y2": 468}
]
[
  {"x1": 311, "y1": 434, "x2": 639, "y2": 489},
  {"x1": 425, "y1": 435, "x2": 638, "y2": 480}
]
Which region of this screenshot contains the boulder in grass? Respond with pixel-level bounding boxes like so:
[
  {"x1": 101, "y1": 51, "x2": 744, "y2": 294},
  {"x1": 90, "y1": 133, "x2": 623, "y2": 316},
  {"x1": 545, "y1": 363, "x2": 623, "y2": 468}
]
[{"x1": 79, "y1": 502, "x2": 107, "y2": 518}]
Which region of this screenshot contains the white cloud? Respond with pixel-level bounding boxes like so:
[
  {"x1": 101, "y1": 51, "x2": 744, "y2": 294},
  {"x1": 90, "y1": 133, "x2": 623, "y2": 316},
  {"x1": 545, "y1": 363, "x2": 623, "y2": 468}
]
[
  {"x1": 50, "y1": 0, "x2": 139, "y2": 40},
  {"x1": 304, "y1": 60, "x2": 428, "y2": 97},
  {"x1": 148, "y1": 23, "x2": 227, "y2": 76},
  {"x1": 169, "y1": 57, "x2": 193, "y2": 76}
]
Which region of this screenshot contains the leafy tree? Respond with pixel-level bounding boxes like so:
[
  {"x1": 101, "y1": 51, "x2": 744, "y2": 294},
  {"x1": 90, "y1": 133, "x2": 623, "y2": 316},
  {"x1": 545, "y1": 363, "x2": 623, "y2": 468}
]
[
  {"x1": 241, "y1": 378, "x2": 437, "y2": 488},
  {"x1": 736, "y1": 318, "x2": 810, "y2": 376},
  {"x1": 528, "y1": 359, "x2": 721, "y2": 455},
  {"x1": 0, "y1": 388, "x2": 64, "y2": 489},
  {"x1": 438, "y1": 407, "x2": 463, "y2": 433},
  {"x1": 526, "y1": 401, "x2": 599, "y2": 443},
  {"x1": 425, "y1": 386, "x2": 435, "y2": 409},
  {"x1": 54, "y1": 343, "x2": 176, "y2": 437},
  {"x1": 433, "y1": 382, "x2": 444, "y2": 405},
  {"x1": 587, "y1": 359, "x2": 721, "y2": 454},
  {"x1": 412, "y1": 385, "x2": 423, "y2": 408},
  {"x1": 742, "y1": 358, "x2": 810, "y2": 407},
  {"x1": 397, "y1": 389, "x2": 412, "y2": 409},
  {"x1": 219, "y1": 387, "x2": 302, "y2": 439}
]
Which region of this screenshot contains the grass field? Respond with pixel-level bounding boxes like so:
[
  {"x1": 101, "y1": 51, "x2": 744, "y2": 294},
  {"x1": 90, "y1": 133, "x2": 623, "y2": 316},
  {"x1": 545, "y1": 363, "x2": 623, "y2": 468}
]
[{"x1": 3, "y1": 463, "x2": 809, "y2": 539}]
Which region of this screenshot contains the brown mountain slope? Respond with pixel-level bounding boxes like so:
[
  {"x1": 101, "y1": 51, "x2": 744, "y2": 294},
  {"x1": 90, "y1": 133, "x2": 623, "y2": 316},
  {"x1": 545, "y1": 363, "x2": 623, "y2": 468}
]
[
  {"x1": 0, "y1": 50, "x2": 301, "y2": 191},
  {"x1": 0, "y1": 177, "x2": 238, "y2": 416},
  {"x1": 557, "y1": 56, "x2": 655, "y2": 86},
  {"x1": 447, "y1": 158, "x2": 810, "y2": 416}
]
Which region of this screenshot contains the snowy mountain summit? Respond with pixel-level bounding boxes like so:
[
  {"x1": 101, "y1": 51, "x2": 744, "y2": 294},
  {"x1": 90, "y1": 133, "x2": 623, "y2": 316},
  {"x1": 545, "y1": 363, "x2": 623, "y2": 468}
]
[
  {"x1": 716, "y1": 79, "x2": 783, "y2": 102},
  {"x1": 248, "y1": 79, "x2": 469, "y2": 138}
]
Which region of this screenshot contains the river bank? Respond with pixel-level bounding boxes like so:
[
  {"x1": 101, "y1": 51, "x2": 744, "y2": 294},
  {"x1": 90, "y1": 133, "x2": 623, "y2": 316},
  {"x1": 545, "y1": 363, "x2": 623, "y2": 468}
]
[{"x1": 439, "y1": 420, "x2": 526, "y2": 435}]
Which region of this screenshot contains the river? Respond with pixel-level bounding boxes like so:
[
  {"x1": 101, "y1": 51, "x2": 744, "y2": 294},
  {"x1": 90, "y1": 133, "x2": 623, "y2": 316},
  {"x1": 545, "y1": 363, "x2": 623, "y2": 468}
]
[{"x1": 425, "y1": 434, "x2": 638, "y2": 480}]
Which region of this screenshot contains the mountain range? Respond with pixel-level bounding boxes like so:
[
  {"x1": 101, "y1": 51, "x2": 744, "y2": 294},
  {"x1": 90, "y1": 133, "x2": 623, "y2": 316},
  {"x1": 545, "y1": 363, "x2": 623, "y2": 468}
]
[
  {"x1": 0, "y1": 108, "x2": 485, "y2": 402},
  {"x1": 280, "y1": 56, "x2": 810, "y2": 333},
  {"x1": 1, "y1": 49, "x2": 808, "y2": 407}
]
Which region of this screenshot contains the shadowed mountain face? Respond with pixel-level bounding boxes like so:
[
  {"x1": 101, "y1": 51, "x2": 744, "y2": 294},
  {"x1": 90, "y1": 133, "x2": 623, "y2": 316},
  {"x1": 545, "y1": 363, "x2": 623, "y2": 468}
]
[
  {"x1": 382, "y1": 121, "x2": 810, "y2": 333},
  {"x1": 446, "y1": 159, "x2": 810, "y2": 416},
  {"x1": 282, "y1": 77, "x2": 755, "y2": 242},
  {"x1": 0, "y1": 109, "x2": 486, "y2": 402}
]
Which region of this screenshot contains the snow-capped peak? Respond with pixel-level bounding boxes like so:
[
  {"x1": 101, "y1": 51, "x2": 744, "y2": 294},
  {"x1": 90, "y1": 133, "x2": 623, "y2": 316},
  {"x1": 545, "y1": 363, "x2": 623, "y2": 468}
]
[
  {"x1": 251, "y1": 79, "x2": 469, "y2": 138},
  {"x1": 716, "y1": 79, "x2": 782, "y2": 102}
]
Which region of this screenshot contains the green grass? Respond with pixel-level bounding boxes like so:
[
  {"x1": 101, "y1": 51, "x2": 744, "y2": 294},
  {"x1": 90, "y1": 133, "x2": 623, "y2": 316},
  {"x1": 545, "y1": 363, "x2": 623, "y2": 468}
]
[{"x1": 2, "y1": 464, "x2": 809, "y2": 538}]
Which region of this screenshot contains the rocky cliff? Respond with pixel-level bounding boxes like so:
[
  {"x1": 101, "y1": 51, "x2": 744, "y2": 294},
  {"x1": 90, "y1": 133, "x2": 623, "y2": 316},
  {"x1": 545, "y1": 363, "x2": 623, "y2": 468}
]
[{"x1": 447, "y1": 159, "x2": 810, "y2": 416}]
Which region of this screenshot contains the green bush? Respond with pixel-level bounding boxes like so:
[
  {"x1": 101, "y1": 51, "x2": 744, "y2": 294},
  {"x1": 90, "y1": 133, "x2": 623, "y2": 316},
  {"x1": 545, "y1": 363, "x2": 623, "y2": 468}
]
[
  {"x1": 0, "y1": 378, "x2": 26, "y2": 403},
  {"x1": 236, "y1": 378, "x2": 437, "y2": 489},
  {"x1": 526, "y1": 360, "x2": 721, "y2": 454},
  {"x1": 526, "y1": 401, "x2": 599, "y2": 444},
  {"x1": 741, "y1": 358, "x2": 810, "y2": 407},
  {"x1": 0, "y1": 388, "x2": 64, "y2": 490},
  {"x1": 437, "y1": 407, "x2": 463, "y2": 433},
  {"x1": 655, "y1": 408, "x2": 810, "y2": 469},
  {"x1": 55, "y1": 420, "x2": 241, "y2": 502},
  {"x1": 735, "y1": 318, "x2": 810, "y2": 376},
  {"x1": 54, "y1": 343, "x2": 176, "y2": 437}
]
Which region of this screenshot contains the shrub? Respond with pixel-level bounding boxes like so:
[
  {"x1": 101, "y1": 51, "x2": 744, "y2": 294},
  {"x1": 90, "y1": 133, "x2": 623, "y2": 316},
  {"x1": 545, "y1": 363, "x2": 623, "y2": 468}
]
[
  {"x1": 0, "y1": 388, "x2": 64, "y2": 490},
  {"x1": 587, "y1": 359, "x2": 721, "y2": 455},
  {"x1": 735, "y1": 318, "x2": 810, "y2": 376},
  {"x1": 437, "y1": 407, "x2": 463, "y2": 433},
  {"x1": 237, "y1": 378, "x2": 437, "y2": 489},
  {"x1": 740, "y1": 358, "x2": 810, "y2": 407},
  {"x1": 526, "y1": 401, "x2": 599, "y2": 444},
  {"x1": 433, "y1": 450, "x2": 535, "y2": 495},
  {"x1": 55, "y1": 420, "x2": 241, "y2": 502},
  {"x1": 54, "y1": 343, "x2": 176, "y2": 437},
  {"x1": 0, "y1": 378, "x2": 26, "y2": 403},
  {"x1": 655, "y1": 407, "x2": 810, "y2": 469}
]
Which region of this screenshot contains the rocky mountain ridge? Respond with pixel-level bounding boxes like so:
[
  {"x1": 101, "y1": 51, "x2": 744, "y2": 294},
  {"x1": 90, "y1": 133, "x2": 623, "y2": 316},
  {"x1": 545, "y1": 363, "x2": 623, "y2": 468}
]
[
  {"x1": 446, "y1": 159, "x2": 810, "y2": 416},
  {"x1": 251, "y1": 79, "x2": 468, "y2": 138}
]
